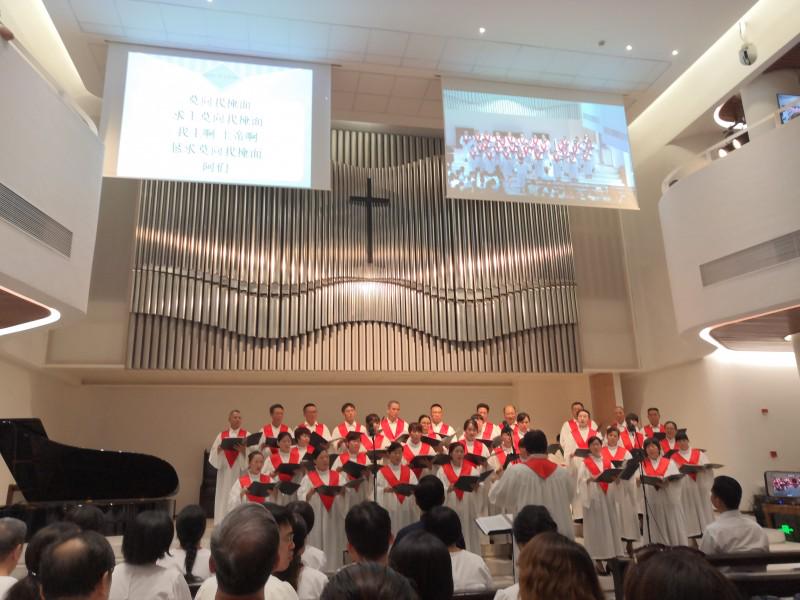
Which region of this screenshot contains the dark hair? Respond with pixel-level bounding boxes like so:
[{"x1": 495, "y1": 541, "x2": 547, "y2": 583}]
[
  {"x1": 346, "y1": 431, "x2": 362, "y2": 443},
  {"x1": 0, "y1": 518, "x2": 27, "y2": 558},
  {"x1": 665, "y1": 421, "x2": 678, "y2": 430},
  {"x1": 462, "y1": 418, "x2": 478, "y2": 432},
  {"x1": 64, "y1": 505, "x2": 105, "y2": 534},
  {"x1": 623, "y1": 546, "x2": 741, "y2": 600},
  {"x1": 5, "y1": 522, "x2": 79, "y2": 600},
  {"x1": 417, "y1": 414, "x2": 430, "y2": 423},
  {"x1": 274, "y1": 512, "x2": 308, "y2": 590},
  {"x1": 389, "y1": 531, "x2": 453, "y2": 600},
  {"x1": 422, "y1": 506, "x2": 462, "y2": 547},
  {"x1": 513, "y1": 505, "x2": 557, "y2": 546},
  {"x1": 386, "y1": 442, "x2": 402, "y2": 454},
  {"x1": 345, "y1": 502, "x2": 392, "y2": 561},
  {"x1": 365, "y1": 413, "x2": 381, "y2": 427},
  {"x1": 476, "y1": 402, "x2": 490, "y2": 412},
  {"x1": 626, "y1": 412, "x2": 640, "y2": 424},
  {"x1": 430, "y1": 403, "x2": 442, "y2": 411},
  {"x1": 447, "y1": 442, "x2": 463, "y2": 456},
  {"x1": 247, "y1": 450, "x2": 263, "y2": 464},
  {"x1": 342, "y1": 402, "x2": 355, "y2": 413},
  {"x1": 643, "y1": 438, "x2": 661, "y2": 454},
  {"x1": 303, "y1": 403, "x2": 316, "y2": 413},
  {"x1": 414, "y1": 475, "x2": 445, "y2": 513},
  {"x1": 711, "y1": 475, "x2": 743, "y2": 510},
  {"x1": 647, "y1": 407, "x2": 660, "y2": 414},
  {"x1": 277, "y1": 431, "x2": 293, "y2": 443},
  {"x1": 587, "y1": 436, "x2": 602, "y2": 447},
  {"x1": 295, "y1": 426, "x2": 311, "y2": 442},
  {"x1": 121, "y1": 510, "x2": 174, "y2": 565},
  {"x1": 570, "y1": 401, "x2": 584, "y2": 409},
  {"x1": 320, "y1": 562, "x2": 419, "y2": 600},
  {"x1": 408, "y1": 422, "x2": 423, "y2": 434},
  {"x1": 175, "y1": 505, "x2": 206, "y2": 578},
  {"x1": 269, "y1": 403, "x2": 284, "y2": 414},
  {"x1": 577, "y1": 408, "x2": 590, "y2": 418},
  {"x1": 522, "y1": 430, "x2": 548, "y2": 454},
  {"x1": 212, "y1": 504, "x2": 279, "y2": 595},
  {"x1": 264, "y1": 503, "x2": 292, "y2": 528},
  {"x1": 287, "y1": 500, "x2": 315, "y2": 534},
  {"x1": 675, "y1": 431, "x2": 689, "y2": 442},
  {"x1": 39, "y1": 531, "x2": 115, "y2": 599},
  {"x1": 519, "y1": 532, "x2": 602, "y2": 600},
  {"x1": 517, "y1": 412, "x2": 530, "y2": 423},
  {"x1": 605, "y1": 426, "x2": 620, "y2": 437}
]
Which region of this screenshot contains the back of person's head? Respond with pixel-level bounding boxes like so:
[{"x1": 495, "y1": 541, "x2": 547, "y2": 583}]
[
  {"x1": 414, "y1": 475, "x2": 445, "y2": 513},
  {"x1": 389, "y1": 530, "x2": 453, "y2": 600},
  {"x1": 624, "y1": 546, "x2": 742, "y2": 600},
  {"x1": 421, "y1": 506, "x2": 462, "y2": 548},
  {"x1": 39, "y1": 531, "x2": 115, "y2": 600},
  {"x1": 320, "y1": 562, "x2": 419, "y2": 600},
  {"x1": 64, "y1": 506, "x2": 105, "y2": 534},
  {"x1": 513, "y1": 505, "x2": 557, "y2": 547},
  {"x1": 5, "y1": 522, "x2": 79, "y2": 600},
  {"x1": 286, "y1": 500, "x2": 315, "y2": 534},
  {"x1": 518, "y1": 531, "x2": 603, "y2": 600},
  {"x1": 175, "y1": 504, "x2": 207, "y2": 578},
  {"x1": 211, "y1": 504, "x2": 279, "y2": 596},
  {"x1": 121, "y1": 510, "x2": 174, "y2": 565},
  {"x1": 264, "y1": 503, "x2": 292, "y2": 528},
  {"x1": 345, "y1": 502, "x2": 392, "y2": 562},
  {"x1": 711, "y1": 475, "x2": 742, "y2": 511},
  {"x1": 274, "y1": 512, "x2": 308, "y2": 590},
  {"x1": 0, "y1": 517, "x2": 27, "y2": 561},
  {"x1": 522, "y1": 430, "x2": 548, "y2": 454}
]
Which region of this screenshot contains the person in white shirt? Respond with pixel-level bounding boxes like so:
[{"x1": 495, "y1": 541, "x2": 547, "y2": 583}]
[
  {"x1": 263, "y1": 432, "x2": 304, "y2": 506},
  {"x1": 344, "y1": 501, "x2": 393, "y2": 565},
  {"x1": 259, "y1": 403, "x2": 293, "y2": 453},
  {"x1": 380, "y1": 400, "x2": 409, "y2": 443},
  {"x1": 332, "y1": 432, "x2": 371, "y2": 507},
  {"x1": 699, "y1": 475, "x2": 769, "y2": 554},
  {"x1": 297, "y1": 403, "x2": 332, "y2": 445},
  {"x1": 286, "y1": 501, "x2": 327, "y2": 572},
  {"x1": 157, "y1": 504, "x2": 212, "y2": 581},
  {"x1": 39, "y1": 530, "x2": 115, "y2": 600},
  {"x1": 333, "y1": 402, "x2": 366, "y2": 450},
  {"x1": 560, "y1": 409, "x2": 601, "y2": 522},
  {"x1": 209, "y1": 409, "x2": 249, "y2": 524},
  {"x1": 273, "y1": 512, "x2": 327, "y2": 600},
  {"x1": 423, "y1": 506, "x2": 492, "y2": 593},
  {"x1": 430, "y1": 403, "x2": 456, "y2": 439},
  {"x1": 389, "y1": 530, "x2": 454, "y2": 600},
  {"x1": 109, "y1": 510, "x2": 192, "y2": 600},
  {"x1": 0, "y1": 518, "x2": 26, "y2": 599}
]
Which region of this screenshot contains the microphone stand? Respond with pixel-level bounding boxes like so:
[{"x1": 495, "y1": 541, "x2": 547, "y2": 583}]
[
  {"x1": 633, "y1": 427, "x2": 653, "y2": 546},
  {"x1": 368, "y1": 423, "x2": 378, "y2": 503}
]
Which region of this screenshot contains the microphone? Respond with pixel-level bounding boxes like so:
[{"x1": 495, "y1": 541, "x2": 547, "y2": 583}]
[
  {"x1": 627, "y1": 421, "x2": 637, "y2": 433},
  {"x1": 367, "y1": 421, "x2": 376, "y2": 438}
]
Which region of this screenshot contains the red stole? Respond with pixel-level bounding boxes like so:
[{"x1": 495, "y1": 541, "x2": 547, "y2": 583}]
[
  {"x1": 301, "y1": 422, "x2": 325, "y2": 436},
  {"x1": 270, "y1": 448, "x2": 301, "y2": 482},
  {"x1": 262, "y1": 424, "x2": 289, "y2": 453},
  {"x1": 380, "y1": 465, "x2": 412, "y2": 504},
  {"x1": 479, "y1": 422, "x2": 496, "y2": 440},
  {"x1": 308, "y1": 470, "x2": 340, "y2": 511},
  {"x1": 442, "y1": 461, "x2": 475, "y2": 500},
  {"x1": 432, "y1": 422, "x2": 451, "y2": 436},
  {"x1": 403, "y1": 443, "x2": 431, "y2": 477},
  {"x1": 525, "y1": 457, "x2": 558, "y2": 480},
  {"x1": 644, "y1": 424, "x2": 665, "y2": 438},
  {"x1": 362, "y1": 434, "x2": 386, "y2": 451},
  {"x1": 339, "y1": 452, "x2": 367, "y2": 480},
  {"x1": 337, "y1": 422, "x2": 363, "y2": 440},
  {"x1": 602, "y1": 446, "x2": 627, "y2": 462},
  {"x1": 459, "y1": 439, "x2": 484, "y2": 456},
  {"x1": 584, "y1": 455, "x2": 612, "y2": 494},
  {"x1": 381, "y1": 418, "x2": 405, "y2": 441},
  {"x1": 512, "y1": 430, "x2": 523, "y2": 450},
  {"x1": 643, "y1": 458, "x2": 670, "y2": 478},
  {"x1": 239, "y1": 472, "x2": 271, "y2": 503},
  {"x1": 620, "y1": 429, "x2": 644, "y2": 450},
  {"x1": 672, "y1": 449, "x2": 701, "y2": 481},
  {"x1": 660, "y1": 438, "x2": 676, "y2": 454},
  {"x1": 220, "y1": 430, "x2": 247, "y2": 468},
  {"x1": 494, "y1": 446, "x2": 517, "y2": 467},
  {"x1": 570, "y1": 426, "x2": 596, "y2": 449}
]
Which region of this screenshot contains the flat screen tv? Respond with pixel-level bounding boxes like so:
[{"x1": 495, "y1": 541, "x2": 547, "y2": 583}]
[
  {"x1": 765, "y1": 470, "x2": 800, "y2": 497},
  {"x1": 777, "y1": 94, "x2": 800, "y2": 124}
]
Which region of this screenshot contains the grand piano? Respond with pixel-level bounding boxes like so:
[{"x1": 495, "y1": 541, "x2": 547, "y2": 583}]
[{"x1": 0, "y1": 418, "x2": 179, "y2": 537}]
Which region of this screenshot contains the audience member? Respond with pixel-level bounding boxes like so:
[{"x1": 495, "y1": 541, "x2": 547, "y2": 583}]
[
  {"x1": 109, "y1": 510, "x2": 191, "y2": 600},
  {"x1": 422, "y1": 506, "x2": 491, "y2": 593},
  {"x1": 517, "y1": 531, "x2": 602, "y2": 600},
  {"x1": 624, "y1": 546, "x2": 742, "y2": 600},
  {"x1": 389, "y1": 530, "x2": 453, "y2": 600},
  {"x1": 344, "y1": 502, "x2": 392, "y2": 565},
  {"x1": 320, "y1": 562, "x2": 418, "y2": 600},
  {"x1": 157, "y1": 504, "x2": 211, "y2": 582},
  {"x1": 65, "y1": 506, "x2": 106, "y2": 534},
  {"x1": 286, "y1": 501, "x2": 326, "y2": 571},
  {"x1": 699, "y1": 475, "x2": 769, "y2": 554},
  {"x1": 393, "y1": 475, "x2": 446, "y2": 546},
  {"x1": 0, "y1": 518, "x2": 26, "y2": 599},
  {"x1": 494, "y1": 505, "x2": 558, "y2": 600},
  {"x1": 274, "y1": 512, "x2": 328, "y2": 600},
  {"x1": 262, "y1": 504, "x2": 300, "y2": 599},
  {"x1": 39, "y1": 530, "x2": 114, "y2": 600},
  {"x1": 6, "y1": 522, "x2": 79, "y2": 600}
]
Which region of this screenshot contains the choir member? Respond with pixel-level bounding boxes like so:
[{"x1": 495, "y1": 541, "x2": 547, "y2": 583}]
[
  {"x1": 259, "y1": 403, "x2": 293, "y2": 453},
  {"x1": 611, "y1": 405, "x2": 627, "y2": 432},
  {"x1": 430, "y1": 403, "x2": 456, "y2": 438},
  {"x1": 208, "y1": 410, "x2": 248, "y2": 524},
  {"x1": 558, "y1": 402, "x2": 599, "y2": 448},
  {"x1": 476, "y1": 403, "x2": 500, "y2": 440},
  {"x1": 513, "y1": 412, "x2": 531, "y2": 450},
  {"x1": 661, "y1": 421, "x2": 678, "y2": 454},
  {"x1": 333, "y1": 431, "x2": 370, "y2": 506},
  {"x1": 639, "y1": 438, "x2": 688, "y2": 546},
  {"x1": 602, "y1": 427, "x2": 640, "y2": 548},
  {"x1": 672, "y1": 431, "x2": 714, "y2": 542},
  {"x1": 643, "y1": 407, "x2": 665, "y2": 438},
  {"x1": 487, "y1": 426, "x2": 518, "y2": 515},
  {"x1": 488, "y1": 430, "x2": 576, "y2": 540},
  {"x1": 403, "y1": 422, "x2": 435, "y2": 478},
  {"x1": 265, "y1": 431, "x2": 304, "y2": 506},
  {"x1": 459, "y1": 418, "x2": 492, "y2": 463},
  {"x1": 362, "y1": 413, "x2": 390, "y2": 451},
  {"x1": 418, "y1": 414, "x2": 434, "y2": 437},
  {"x1": 619, "y1": 413, "x2": 644, "y2": 451},
  {"x1": 577, "y1": 437, "x2": 624, "y2": 568},
  {"x1": 227, "y1": 451, "x2": 276, "y2": 511},
  {"x1": 333, "y1": 402, "x2": 366, "y2": 449},
  {"x1": 298, "y1": 403, "x2": 332, "y2": 442},
  {"x1": 377, "y1": 442, "x2": 419, "y2": 536},
  {"x1": 502, "y1": 404, "x2": 517, "y2": 430},
  {"x1": 562, "y1": 408, "x2": 601, "y2": 522},
  {"x1": 380, "y1": 400, "x2": 408, "y2": 442},
  {"x1": 297, "y1": 448, "x2": 348, "y2": 570},
  {"x1": 437, "y1": 442, "x2": 484, "y2": 553},
  {"x1": 294, "y1": 427, "x2": 314, "y2": 458}
]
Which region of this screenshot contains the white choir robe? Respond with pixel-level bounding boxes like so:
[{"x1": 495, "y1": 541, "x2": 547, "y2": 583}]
[
  {"x1": 602, "y1": 445, "x2": 640, "y2": 542},
  {"x1": 558, "y1": 419, "x2": 599, "y2": 450},
  {"x1": 208, "y1": 429, "x2": 248, "y2": 524},
  {"x1": 478, "y1": 421, "x2": 501, "y2": 442},
  {"x1": 431, "y1": 421, "x2": 456, "y2": 439},
  {"x1": 460, "y1": 440, "x2": 492, "y2": 516},
  {"x1": 488, "y1": 457, "x2": 576, "y2": 540},
  {"x1": 560, "y1": 425, "x2": 601, "y2": 521},
  {"x1": 403, "y1": 440, "x2": 435, "y2": 479},
  {"x1": 577, "y1": 457, "x2": 625, "y2": 560},
  {"x1": 332, "y1": 421, "x2": 366, "y2": 450},
  {"x1": 380, "y1": 418, "x2": 409, "y2": 442},
  {"x1": 487, "y1": 445, "x2": 518, "y2": 515},
  {"x1": 673, "y1": 448, "x2": 714, "y2": 538},
  {"x1": 437, "y1": 463, "x2": 485, "y2": 554},
  {"x1": 263, "y1": 449, "x2": 303, "y2": 506},
  {"x1": 297, "y1": 470, "x2": 348, "y2": 570},
  {"x1": 258, "y1": 423, "x2": 293, "y2": 450},
  {"x1": 332, "y1": 452, "x2": 370, "y2": 508},
  {"x1": 299, "y1": 422, "x2": 332, "y2": 443},
  {"x1": 227, "y1": 471, "x2": 275, "y2": 513},
  {"x1": 376, "y1": 464, "x2": 419, "y2": 536},
  {"x1": 638, "y1": 458, "x2": 689, "y2": 546}
]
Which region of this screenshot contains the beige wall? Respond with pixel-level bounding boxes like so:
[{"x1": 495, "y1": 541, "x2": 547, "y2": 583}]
[{"x1": 622, "y1": 354, "x2": 800, "y2": 509}]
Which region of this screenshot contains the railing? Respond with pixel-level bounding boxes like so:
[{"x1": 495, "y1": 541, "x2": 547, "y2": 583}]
[{"x1": 661, "y1": 95, "x2": 800, "y2": 193}]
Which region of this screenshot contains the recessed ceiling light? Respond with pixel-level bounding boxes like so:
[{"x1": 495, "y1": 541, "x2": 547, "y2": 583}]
[
  {"x1": 718, "y1": 148, "x2": 728, "y2": 158},
  {"x1": 625, "y1": 44, "x2": 633, "y2": 51},
  {"x1": 671, "y1": 49, "x2": 679, "y2": 56},
  {"x1": 732, "y1": 138, "x2": 742, "y2": 149},
  {"x1": 478, "y1": 27, "x2": 486, "y2": 35}
]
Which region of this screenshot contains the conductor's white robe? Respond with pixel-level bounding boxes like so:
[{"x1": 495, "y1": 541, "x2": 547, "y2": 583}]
[
  {"x1": 438, "y1": 462, "x2": 485, "y2": 554},
  {"x1": 376, "y1": 463, "x2": 419, "y2": 536},
  {"x1": 577, "y1": 456, "x2": 625, "y2": 560},
  {"x1": 297, "y1": 469, "x2": 348, "y2": 570},
  {"x1": 488, "y1": 456, "x2": 576, "y2": 540},
  {"x1": 208, "y1": 428, "x2": 248, "y2": 524},
  {"x1": 673, "y1": 448, "x2": 715, "y2": 538},
  {"x1": 639, "y1": 458, "x2": 689, "y2": 546}
]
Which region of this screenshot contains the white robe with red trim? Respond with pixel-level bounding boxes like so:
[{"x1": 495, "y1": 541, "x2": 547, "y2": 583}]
[
  {"x1": 602, "y1": 445, "x2": 640, "y2": 542},
  {"x1": 263, "y1": 448, "x2": 303, "y2": 506},
  {"x1": 208, "y1": 428, "x2": 248, "y2": 524},
  {"x1": 227, "y1": 471, "x2": 274, "y2": 513},
  {"x1": 638, "y1": 458, "x2": 688, "y2": 546},
  {"x1": 332, "y1": 452, "x2": 371, "y2": 507},
  {"x1": 561, "y1": 424, "x2": 601, "y2": 521},
  {"x1": 437, "y1": 461, "x2": 484, "y2": 553},
  {"x1": 430, "y1": 421, "x2": 456, "y2": 439},
  {"x1": 376, "y1": 463, "x2": 419, "y2": 536},
  {"x1": 297, "y1": 469, "x2": 348, "y2": 570},
  {"x1": 672, "y1": 448, "x2": 714, "y2": 537},
  {"x1": 380, "y1": 418, "x2": 409, "y2": 442},
  {"x1": 577, "y1": 456, "x2": 625, "y2": 559}
]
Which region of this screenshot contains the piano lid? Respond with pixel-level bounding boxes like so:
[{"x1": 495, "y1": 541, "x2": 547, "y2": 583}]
[{"x1": 0, "y1": 419, "x2": 179, "y2": 503}]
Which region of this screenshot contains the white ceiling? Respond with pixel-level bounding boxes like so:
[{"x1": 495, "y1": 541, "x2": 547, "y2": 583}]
[{"x1": 42, "y1": 0, "x2": 758, "y2": 129}]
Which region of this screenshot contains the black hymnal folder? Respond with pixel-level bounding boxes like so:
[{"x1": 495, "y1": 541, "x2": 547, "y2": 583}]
[
  {"x1": 276, "y1": 463, "x2": 304, "y2": 476},
  {"x1": 453, "y1": 471, "x2": 493, "y2": 492},
  {"x1": 277, "y1": 481, "x2": 301, "y2": 495},
  {"x1": 366, "y1": 450, "x2": 387, "y2": 462},
  {"x1": 503, "y1": 453, "x2": 520, "y2": 469},
  {"x1": 261, "y1": 436, "x2": 278, "y2": 449},
  {"x1": 592, "y1": 468, "x2": 622, "y2": 484},
  {"x1": 573, "y1": 448, "x2": 591, "y2": 458},
  {"x1": 309, "y1": 432, "x2": 330, "y2": 449},
  {"x1": 663, "y1": 448, "x2": 679, "y2": 459},
  {"x1": 652, "y1": 432, "x2": 667, "y2": 441},
  {"x1": 465, "y1": 453, "x2": 488, "y2": 466},
  {"x1": 391, "y1": 483, "x2": 417, "y2": 497},
  {"x1": 421, "y1": 436, "x2": 442, "y2": 448},
  {"x1": 410, "y1": 456, "x2": 434, "y2": 469},
  {"x1": 547, "y1": 443, "x2": 564, "y2": 455},
  {"x1": 245, "y1": 432, "x2": 263, "y2": 447},
  {"x1": 341, "y1": 461, "x2": 369, "y2": 479},
  {"x1": 220, "y1": 437, "x2": 246, "y2": 451},
  {"x1": 619, "y1": 458, "x2": 643, "y2": 481},
  {"x1": 432, "y1": 454, "x2": 452, "y2": 466},
  {"x1": 246, "y1": 481, "x2": 275, "y2": 496}
]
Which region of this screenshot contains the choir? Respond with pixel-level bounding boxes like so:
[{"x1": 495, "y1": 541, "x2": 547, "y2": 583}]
[{"x1": 209, "y1": 401, "x2": 718, "y2": 570}]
